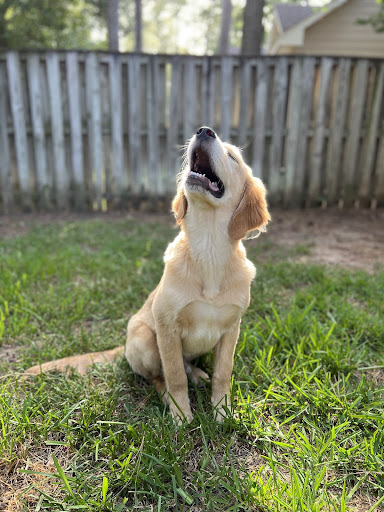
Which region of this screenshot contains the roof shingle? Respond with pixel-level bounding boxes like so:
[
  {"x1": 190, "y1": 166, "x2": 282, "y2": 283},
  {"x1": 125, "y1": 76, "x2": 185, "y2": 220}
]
[{"x1": 275, "y1": 4, "x2": 314, "y2": 32}]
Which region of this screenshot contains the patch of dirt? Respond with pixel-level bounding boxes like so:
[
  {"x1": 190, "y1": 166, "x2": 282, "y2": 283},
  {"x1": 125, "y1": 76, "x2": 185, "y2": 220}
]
[
  {"x1": 0, "y1": 446, "x2": 70, "y2": 511},
  {"x1": 0, "y1": 345, "x2": 21, "y2": 365},
  {"x1": 266, "y1": 208, "x2": 384, "y2": 272}
]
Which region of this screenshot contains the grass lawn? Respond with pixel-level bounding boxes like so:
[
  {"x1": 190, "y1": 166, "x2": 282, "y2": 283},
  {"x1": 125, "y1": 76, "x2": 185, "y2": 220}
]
[{"x1": 0, "y1": 214, "x2": 383, "y2": 511}]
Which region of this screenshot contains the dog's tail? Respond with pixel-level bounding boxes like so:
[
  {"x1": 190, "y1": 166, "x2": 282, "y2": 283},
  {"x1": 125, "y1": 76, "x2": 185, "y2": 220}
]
[{"x1": 23, "y1": 346, "x2": 125, "y2": 377}]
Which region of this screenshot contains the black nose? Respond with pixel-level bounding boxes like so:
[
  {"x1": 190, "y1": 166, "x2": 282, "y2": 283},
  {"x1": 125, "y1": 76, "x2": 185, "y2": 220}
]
[{"x1": 196, "y1": 126, "x2": 216, "y2": 139}]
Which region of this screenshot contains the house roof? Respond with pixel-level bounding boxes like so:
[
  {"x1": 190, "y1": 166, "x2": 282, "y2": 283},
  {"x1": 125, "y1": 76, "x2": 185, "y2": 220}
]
[{"x1": 275, "y1": 4, "x2": 314, "y2": 32}]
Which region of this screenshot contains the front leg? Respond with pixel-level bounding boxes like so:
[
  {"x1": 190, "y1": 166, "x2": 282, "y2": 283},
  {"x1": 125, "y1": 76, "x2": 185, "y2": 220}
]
[
  {"x1": 211, "y1": 321, "x2": 241, "y2": 422},
  {"x1": 156, "y1": 323, "x2": 193, "y2": 424}
]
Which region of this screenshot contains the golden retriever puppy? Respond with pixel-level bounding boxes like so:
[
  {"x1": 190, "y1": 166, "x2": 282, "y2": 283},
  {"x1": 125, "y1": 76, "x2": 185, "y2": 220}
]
[
  {"x1": 25, "y1": 127, "x2": 270, "y2": 423},
  {"x1": 125, "y1": 127, "x2": 270, "y2": 422}
]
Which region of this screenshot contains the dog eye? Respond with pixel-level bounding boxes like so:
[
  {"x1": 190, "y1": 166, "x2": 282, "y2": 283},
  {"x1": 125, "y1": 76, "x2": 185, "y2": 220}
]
[{"x1": 228, "y1": 152, "x2": 237, "y2": 163}]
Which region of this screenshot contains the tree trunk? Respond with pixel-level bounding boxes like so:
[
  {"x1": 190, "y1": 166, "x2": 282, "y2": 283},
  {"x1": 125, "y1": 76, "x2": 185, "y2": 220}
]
[
  {"x1": 218, "y1": 0, "x2": 233, "y2": 54},
  {"x1": 241, "y1": 0, "x2": 265, "y2": 56},
  {"x1": 107, "y1": 0, "x2": 119, "y2": 52},
  {"x1": 135, "y1": 0, "x2": 142, "y2": 52}
]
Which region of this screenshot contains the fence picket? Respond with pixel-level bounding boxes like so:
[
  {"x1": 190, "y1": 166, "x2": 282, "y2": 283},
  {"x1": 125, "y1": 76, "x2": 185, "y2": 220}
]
[
  {"x1": 326, "y1": 58, "x2": 351, "y2": 205},
  {"x1": 270, "y1": 57, "x2": 288, "y2": 203},
  {"x1": 85, "y1": 52, "x2": 103, "y2": 208},
  {"x1": 27, "y1": 53, "x2": 49, "y2": 208},
  {"x1": 167, "y1": 56, "x2": 182, "y2": 192},
  {"x1": 183, "y1": 58, "x2": 196, "y2": 143},
  {"x1": 46, "y1": 52, "x2": 69, "y2": 209},
  {"x1": 147, "y1": 56, "x2": 159, "y2": 194},
  {"x1": 66, "y1": 52, "x2": 85, "y2": 209},
  {"x1": 127, "y1": 55, "x2": 141, "y2": 194},
  {"x1": 220, "y1": 57, "x2": 233, "y2": 141},
  {"x1": 284, "y1": 59, "x2": 302, "y2": 207},
  {"x1": 309, "y1": 57, "x2": 333, "y2": 205},
  {"x1": 0, "y1": 63, "x2": 12, "y2": 212},
  {"x1": 238, "y1": 59, "x2": 252, "y2": 148},
  {"x1": 343, "y1": 59, "x2": 369, "y2": 205},
  {"x1": 295, "y1": 57, "x2": 316, "y2": 206},
  {"x1": 108, "y1": 53, "x2": 124, "y2": 199},
  {"x1": 6, "y1": 51, "x2": 31, "y2": 209},
  {"x1": 252, "y1": 58, "x2": 269, "y2": 180},
  {"x1": 375, "y1": 136, "x2": 384, "y2": 205},
  {"x1": 360, "y1": 62, "x2": 384, "y2": 202}
]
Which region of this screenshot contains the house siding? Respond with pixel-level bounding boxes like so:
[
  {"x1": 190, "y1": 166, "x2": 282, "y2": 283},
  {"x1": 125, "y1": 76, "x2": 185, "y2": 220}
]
[{"x1": 293, "y1": 0, "x2": 384, "y2": 57}]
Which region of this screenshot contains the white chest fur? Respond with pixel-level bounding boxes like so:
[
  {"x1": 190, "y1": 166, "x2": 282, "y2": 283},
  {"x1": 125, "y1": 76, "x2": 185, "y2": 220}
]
[{"x1": 178, "y1": 300, "x2": 241, "y2": 359}]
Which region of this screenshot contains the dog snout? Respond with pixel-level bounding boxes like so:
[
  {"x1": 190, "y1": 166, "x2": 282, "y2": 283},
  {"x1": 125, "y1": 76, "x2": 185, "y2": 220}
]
[{"x1": 196, "y1": 127, "x2": 216, "y2": 140}]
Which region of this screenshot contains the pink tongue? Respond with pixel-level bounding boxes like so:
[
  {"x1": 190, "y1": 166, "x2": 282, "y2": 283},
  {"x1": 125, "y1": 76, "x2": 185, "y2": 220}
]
[{"x1": 209, "y1": 181, "x2": 219, "y2": 192}]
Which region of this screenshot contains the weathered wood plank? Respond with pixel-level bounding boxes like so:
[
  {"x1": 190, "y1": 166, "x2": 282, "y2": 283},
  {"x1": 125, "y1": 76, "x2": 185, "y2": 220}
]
[
  {"x1": 66, "y1": 51, "x2": 85, "y2": 209},
  {"x1": 269, "y1": 57, "x2": 289, "y2": 204},
  {"x1": 0, "y1": 62, "x2": 12, "y2": 213},
  {"x1": 85, "y1": 52, "x2": 103, "y2": 208},
  {"x1": 238, "y1": 58, "x2": 252, "y2": 148},
  {"x1": 294, "y1": 57, "x2": 316, "y2": 205},
  {"x1": 46, "y1": 51, "x2": 69, "y2": 209},
  {"x1": 108, "y1": 53, "x2": 124, "y2": 198},
  {"x1": 147, "y1": 56, "x2": 159, "y2": 192},
  {"x1": 167, "y1": 56, "x2": 182, "y2": 192},
  {"x1": 252, "y1": 58, "x2": 269, "y2": 179},
  {"x1": 183, "y1": 58, "x2": 196, "y2": 143},
  {"x1": 375, "y1": 134, "x2": 384, "y2": 207},
  {"x1": 27, "y1": 53, "x2": 49, "y2": 208},
  {"x1": 309, "y1": 57, "x2": 333, "y2": 205},
  {"x1": 202, "y1": 57, "x2": 213, "y2": 129},
  {"x1": 1, "y1": 51, "x2": 383, "y2": 211},
  {"x1": 220, "y1": 56, "x2": 233, "y2": 141},
  {"x1": 343, "y1": 59, "x2": 369, "y2": 205},
  {"x1": 127, "y1": 55, "x2": 142, "y2": 194},
  {"x1": 284, "y1": 59, "x2": 302, "y2": 207},
  {"x1": 359, "y1": 62, "x2": 384, "y2": 202},
  {"x1": 325, "y1": 58, "x2": 351, "y2": 205},
  {"x1": 7, "y1": 51, "x2": 31, "y2": 209}
]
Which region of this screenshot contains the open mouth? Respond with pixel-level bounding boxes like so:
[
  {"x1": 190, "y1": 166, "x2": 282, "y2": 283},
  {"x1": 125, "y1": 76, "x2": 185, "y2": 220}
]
[{"x1": 187, "y1": 149, "x2": 225, "y2": 198}]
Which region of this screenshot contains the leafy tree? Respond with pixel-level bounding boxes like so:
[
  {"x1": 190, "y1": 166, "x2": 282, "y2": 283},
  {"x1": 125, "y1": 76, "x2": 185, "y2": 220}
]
[
  {"x1": 135, "y1": 0, "x2": 142, "y2": 52},
  {"x1": 218, "y1": 0, "x2": 232, "y2": 54},
  {"x1": 358, "y1": 0, "x2": 384, "y2": 32},
  {"x1": 107, "y1": 0, "x2": 119, "y2": 50},
  {"x1": 241, "y1": 0, "x2": 264, "y2": 55},
  {"x1": 0, "y1": 0, "x2": 98, "y2": 49}
]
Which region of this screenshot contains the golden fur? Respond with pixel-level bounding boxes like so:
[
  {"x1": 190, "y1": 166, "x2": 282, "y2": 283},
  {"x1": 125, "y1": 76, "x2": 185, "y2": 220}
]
[{"x1": 25, "y1": 129, "x2": 270, "y2": 423}]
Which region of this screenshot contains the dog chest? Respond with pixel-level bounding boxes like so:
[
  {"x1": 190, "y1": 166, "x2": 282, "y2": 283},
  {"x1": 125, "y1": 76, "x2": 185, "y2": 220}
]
[{"x1": 178, "y1": 300, "x2": 240, "y2": 358}]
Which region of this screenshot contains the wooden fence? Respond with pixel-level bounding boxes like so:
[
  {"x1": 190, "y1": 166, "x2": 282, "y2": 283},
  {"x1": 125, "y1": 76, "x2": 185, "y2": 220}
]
[{"x1": 0, "y1": 51, "x2": 383, "y2": 213}]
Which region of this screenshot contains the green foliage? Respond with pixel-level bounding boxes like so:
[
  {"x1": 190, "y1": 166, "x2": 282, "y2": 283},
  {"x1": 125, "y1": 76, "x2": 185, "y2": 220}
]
[
  {"x1": 357, "y1": 0, "x2": 384, "y2": 33},
  {"x1": 0, "y1": 0, "x2": 101, "y2": 49},
  {"x1": 0, "y1": 217, "x2": 383, "y2": 510}
]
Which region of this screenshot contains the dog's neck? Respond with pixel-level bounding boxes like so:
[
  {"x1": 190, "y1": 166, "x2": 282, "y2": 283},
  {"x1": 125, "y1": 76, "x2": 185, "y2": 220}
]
[{"x1": 182, "y1": 202, "x2": 238, "y2": 301}]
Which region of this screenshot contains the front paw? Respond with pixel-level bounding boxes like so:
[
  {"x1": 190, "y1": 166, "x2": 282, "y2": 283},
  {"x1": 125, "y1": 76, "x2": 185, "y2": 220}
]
[
  {"x1": 167, "y1": 393, "x2": 193, "y2": 425},
  {"x1": 170, "y1": 403, "x2": 193, "y2": 425}
]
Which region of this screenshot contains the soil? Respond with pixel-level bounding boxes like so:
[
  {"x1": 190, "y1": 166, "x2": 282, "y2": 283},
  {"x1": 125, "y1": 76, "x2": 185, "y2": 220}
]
[{"x1": 265, "y1": 208, "x2": 384, "y2": 272}]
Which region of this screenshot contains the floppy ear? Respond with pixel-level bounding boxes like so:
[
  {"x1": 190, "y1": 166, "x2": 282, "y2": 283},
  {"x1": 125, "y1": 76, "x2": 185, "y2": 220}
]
[
  {"x1": 228, "y1": 177, "x2": 270, "y2": 240},
  {"x1": 172, "y1": 187, "x2": 188, "y2": 224}
]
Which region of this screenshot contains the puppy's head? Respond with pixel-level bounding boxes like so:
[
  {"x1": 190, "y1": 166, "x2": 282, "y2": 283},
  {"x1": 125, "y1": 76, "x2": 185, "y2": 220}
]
[{"x1": 172, "y1": 127, "x2": 270, "y2": 239}]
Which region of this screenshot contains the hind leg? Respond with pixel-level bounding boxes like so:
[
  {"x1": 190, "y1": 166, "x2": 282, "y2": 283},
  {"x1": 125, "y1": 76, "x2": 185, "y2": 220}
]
[
  {"x1": 125, "y1": 315, "x2": 161, "y2": 381},
  {"x1": 184, "y1": 360, "x2": 210, "y2": 387}
]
